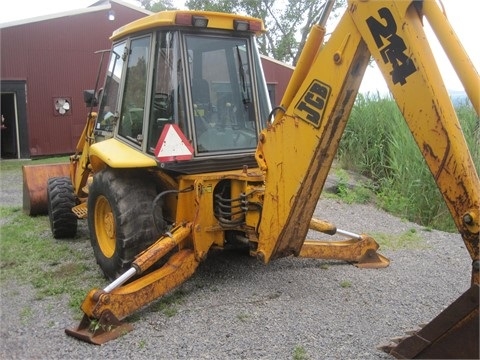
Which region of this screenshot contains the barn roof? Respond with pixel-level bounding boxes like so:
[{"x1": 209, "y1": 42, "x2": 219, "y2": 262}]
[{"x1": 0, "y1": 0, "x2": 151, "y2": 29}]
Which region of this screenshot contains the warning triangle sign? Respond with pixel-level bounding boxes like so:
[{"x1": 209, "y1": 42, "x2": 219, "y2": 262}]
[{"x1": 154, "y1": 124, "x2": 194, "y2": 162}]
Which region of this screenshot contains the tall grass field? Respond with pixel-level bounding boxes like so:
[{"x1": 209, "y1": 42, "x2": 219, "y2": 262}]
[{"x1": 337, "y1": 93, "x2": 479, "y2": 232}]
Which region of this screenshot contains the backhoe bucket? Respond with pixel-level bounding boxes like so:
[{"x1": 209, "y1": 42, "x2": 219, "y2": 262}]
[
  {"x1": 22, "y1": 163, "x2": 70, "y2": 215},
  {"x1": 380, "y1": 284, "x2": 479, "y2": 359}
]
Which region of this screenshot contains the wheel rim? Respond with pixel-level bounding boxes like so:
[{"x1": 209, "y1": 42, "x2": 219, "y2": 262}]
[{"x1": 94, "y1": 195, "x2": 116, "y2": 258}]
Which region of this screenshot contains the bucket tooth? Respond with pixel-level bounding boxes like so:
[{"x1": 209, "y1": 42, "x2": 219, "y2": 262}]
[
  {"x1": 378, "y1": 342, "x2": 395, "y2": 353},
  {"x1": 405, "y1": 328, "x2": 420, "y2": 336},
  {"x1": 65, "y1": 310, "x2": 133, "y2": 345},
  {"x1": 377, "y1": 336, "x2": 408, "y2": 352},
  {"x1": 391, "y1": 336, "x2": 407, "y2": 344}
]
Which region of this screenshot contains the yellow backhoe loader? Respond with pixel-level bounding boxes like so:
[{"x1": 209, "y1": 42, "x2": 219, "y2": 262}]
[{"x1": 22, "y1": 1, "x2": 478, "y2": 358}]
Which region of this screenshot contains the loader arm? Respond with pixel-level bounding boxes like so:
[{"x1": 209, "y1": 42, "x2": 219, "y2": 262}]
[
  {"x1": 70, "y1": 111, "x2": 97, "y2": 199},
  {"x1": 255, "y1": 0, "x2": 479, "y2": 357}
]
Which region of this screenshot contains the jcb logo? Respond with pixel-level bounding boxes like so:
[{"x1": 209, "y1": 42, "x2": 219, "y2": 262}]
[
  {"x1": 295, "y1": 80, "x2": 331, "y2": 128},
  {"x1": 366, "y1": 7, "x2": 417, "y2": 85}
]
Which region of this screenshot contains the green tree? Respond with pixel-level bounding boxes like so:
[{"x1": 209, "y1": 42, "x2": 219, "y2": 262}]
[
  {"x1": 139, "y1": 0, "x2": 176, "y2": 12},
  {"x1": 186, "y1": 0, "x2": 340, "y2": 65}
]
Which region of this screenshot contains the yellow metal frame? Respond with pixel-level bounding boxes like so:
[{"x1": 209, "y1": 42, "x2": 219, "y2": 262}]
[{"x1": 69, "y1": 112, "x2": 97, "y2": 198}]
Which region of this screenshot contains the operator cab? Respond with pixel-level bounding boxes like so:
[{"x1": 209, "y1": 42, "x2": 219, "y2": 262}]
[{"x1": 95, "y1": 11, "x2": 271, "y2": 174}]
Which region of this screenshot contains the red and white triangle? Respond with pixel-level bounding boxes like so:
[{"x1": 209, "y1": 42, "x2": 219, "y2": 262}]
[{"x1": 154, "y1": 124, "x2": 193, "y2": 162}]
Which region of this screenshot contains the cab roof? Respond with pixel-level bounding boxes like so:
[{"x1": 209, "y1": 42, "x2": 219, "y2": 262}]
[{"x1": 111, "y1": 10, "x2": 266, "y2": 41}]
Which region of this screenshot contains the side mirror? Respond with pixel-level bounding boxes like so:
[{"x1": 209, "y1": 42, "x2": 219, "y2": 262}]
[{"x1": 83, "y1": 90, "x2": 98, "y2": 107}]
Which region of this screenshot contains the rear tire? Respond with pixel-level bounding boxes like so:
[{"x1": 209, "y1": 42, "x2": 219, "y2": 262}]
[
  {"x1": 88, "y1": 168, "x2": 162, "y2": 280},
  {"x1": 47, "y1": 177, "x2": 78, "y2": 239}
]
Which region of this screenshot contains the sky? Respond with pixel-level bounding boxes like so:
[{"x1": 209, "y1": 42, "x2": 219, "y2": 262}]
[{"x1": 0, "y1": 0, "x2": 478, "y2": 93}]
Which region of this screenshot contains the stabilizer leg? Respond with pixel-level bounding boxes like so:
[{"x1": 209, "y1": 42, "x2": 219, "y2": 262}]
[
  {"x1": 66, "y1": 223, "x2": 197, "y2": 345},
  {"x1": 298, "y1": 218, "x2": 389, "y2": 268},
  {"x1": 66, "y1": 249, "x2": 199, "y2": 344}
]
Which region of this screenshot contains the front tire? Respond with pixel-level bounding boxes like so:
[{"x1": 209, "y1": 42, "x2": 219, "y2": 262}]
[
  {"x1": 47, "y1": 177, "x2": 78, "y2": 239},
  {"x1": 88, "y1": 168, "x2": 161, "y2": 280}
]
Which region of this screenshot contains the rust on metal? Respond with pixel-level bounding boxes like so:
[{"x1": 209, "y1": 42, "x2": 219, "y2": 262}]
[{"x1": 22, "y1": 163, "x2": 70, "y2": 215}]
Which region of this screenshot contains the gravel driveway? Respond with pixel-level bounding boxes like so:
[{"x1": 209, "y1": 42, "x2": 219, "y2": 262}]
[{"x1": 0, "y1": 162, "x2": 472, "y2": 359}]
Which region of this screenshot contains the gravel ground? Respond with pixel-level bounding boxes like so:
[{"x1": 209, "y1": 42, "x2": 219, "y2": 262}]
[{"x1": 0, "y1": 162, "x2": 472, "y2": 359}]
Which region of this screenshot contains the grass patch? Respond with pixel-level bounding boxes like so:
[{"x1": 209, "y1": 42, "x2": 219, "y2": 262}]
[
  {"x1": 330, "y1": 169, "x2": 373, "y2": 204},
  {"x1": 0, "y1": 206, "x2": 104, "y2": 315},
  {"x1": 293, "y1": 345, "x2": 309, "y2": 360},
  {"x1": 340, "y1": 280, "x2": 352, "y2": 288},
  {"x1": 0, "y1": 156, "x2": 70, "y2": 171},
  {"x1": 20, "y1": 306, "x2": 34, "y2": 325},
  {"x1": 372, "y1": 228, "x2": 427, "y2": 250},
  {"x1": 236, "y1": 312, "x2": 250, "y2": 322}
]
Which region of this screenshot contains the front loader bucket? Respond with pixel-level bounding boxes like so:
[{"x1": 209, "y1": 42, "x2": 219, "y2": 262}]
[
  {"x1": 22, "y1": 163, "x2": 70, "y2": 215},
  {"x1": 381, "y1": 284, "x2": 479, "y2": 359}
]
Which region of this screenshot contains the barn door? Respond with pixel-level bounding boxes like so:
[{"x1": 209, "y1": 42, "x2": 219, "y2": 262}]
[{"x1": 1, "y1": 81, "x2": 29, "y2": 159}]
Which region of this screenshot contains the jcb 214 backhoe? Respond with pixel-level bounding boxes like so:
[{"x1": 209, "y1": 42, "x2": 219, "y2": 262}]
[{"x1": 22, "y1": 1, "x2": 478, "y2": 358}]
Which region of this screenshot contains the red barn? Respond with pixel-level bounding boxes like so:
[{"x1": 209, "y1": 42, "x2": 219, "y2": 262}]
[
  {"x1": 261, "y1": 55, "x2": 294, "y2": 111},
  {"x1": 0, "y1": 1, "x2": 293, "y2": 158}
]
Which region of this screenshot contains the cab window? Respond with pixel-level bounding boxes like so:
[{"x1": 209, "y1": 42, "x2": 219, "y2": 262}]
[{"x1": 118, "y1": 35, "x2": 151, "y2": 144}]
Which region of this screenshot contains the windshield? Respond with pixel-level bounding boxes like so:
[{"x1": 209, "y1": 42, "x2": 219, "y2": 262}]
[{"x1": 185, "y1": 34, "x2": 260, "y2": 154}]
